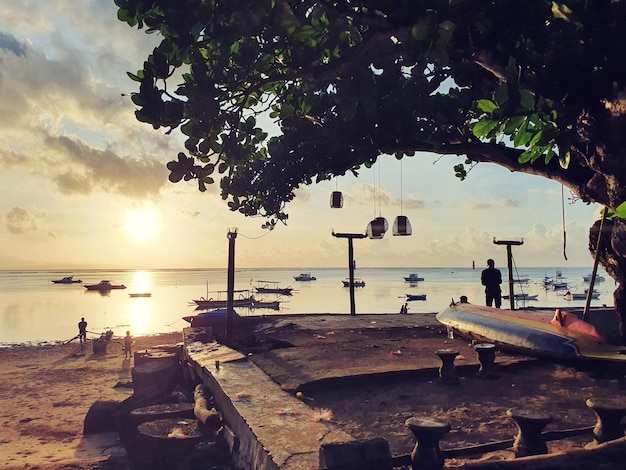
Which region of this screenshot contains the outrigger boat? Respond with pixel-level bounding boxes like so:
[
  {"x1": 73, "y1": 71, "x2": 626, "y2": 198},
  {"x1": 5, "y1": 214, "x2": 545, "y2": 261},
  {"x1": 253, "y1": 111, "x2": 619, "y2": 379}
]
[
  {"x1": 502, "y1": 293, "x2": 538, "y2": 301},
  {"x1": 52, "y1": 275, "x2": 82, "y2": 284},
  {"x1": 564, "y1": 290, "x2": 600, "y2": 301},
  {"x1": 249, "y1": 299, "x2": 281, "y2": 310},
  {"x1": 254, "y1": 281, "x2": 293, "y2": 296},
  {"x1": 193, "y1": 289, "x2": 255, "y2": 309},
  {"x1": 437, "y1": 302, "x2": 626, "y2": 363}
]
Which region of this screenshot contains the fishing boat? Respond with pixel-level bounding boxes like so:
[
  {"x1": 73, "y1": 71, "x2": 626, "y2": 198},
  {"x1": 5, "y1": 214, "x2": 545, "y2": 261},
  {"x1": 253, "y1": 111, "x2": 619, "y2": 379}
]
[
  {"x1": 406, "y1": 293, "x2": 427, "y2": 301},
  {"x1": 254, "y1": 281, "x2": 293, "y2": 296},
  {"x1": 583, "y1": 273, "x2": 605, "y2": 282},
  {"x1": 183, "y1": 308, "x2": 237, "y2": 327},
  {"x1": 403, "y1": 274, "x2": 424, "y2": 282},
  {"x1": 552, "y1": 280, "x2": 569, "y2": 290},
  {"x1": 51, "y1": 275, "x2": 82, "y2": 284},
  {"x1": 502, "y1": 293, "x2": 538, "y2": 301},
  {"x1": 129, "y1": 293, "x2": 152, "y2": 298},
  {"x1": 342, "y1": 278, "x2": 365, "y2": 287},
  {"x1": 436, "y1": 302, "x2": 626, "y2": 363},
  {"x1": 564, "y1": 290, "x2": 600, "y2": 301},
  {"x1": 193, "y1": 290, "x2": 255, "y2": 309},
  {"x1": 294, "y1": 272, "x2": 316, "y2": 281},
  {"x1": 84, "y1": 280, "x2": 126, "y2": 291},
  {"x1": 249, "y1": 299, "x2": 281, "y2": 310}
]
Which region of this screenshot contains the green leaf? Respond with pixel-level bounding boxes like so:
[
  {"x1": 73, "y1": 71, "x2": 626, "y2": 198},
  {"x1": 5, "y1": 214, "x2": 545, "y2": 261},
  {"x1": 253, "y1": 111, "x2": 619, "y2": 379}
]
[
  {"x1": 477, "y1": 99, "x2": 498, "y2": 114},
  {"x1": 472, "y1": 119, "x2": 499, "y2": 138},
  {"x1": 614, "y1": 201, "x2": 626, "y2": 219}
]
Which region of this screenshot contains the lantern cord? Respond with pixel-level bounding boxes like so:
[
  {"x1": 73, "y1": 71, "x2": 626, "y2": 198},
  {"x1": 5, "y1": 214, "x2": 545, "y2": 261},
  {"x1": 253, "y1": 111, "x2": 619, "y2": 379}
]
[
  {"x1": 400, "y1": 159, "x2": 404, "y2": 215},
  {"x1": 561, "y1": 185, "x2": 568, "y2": 261}
]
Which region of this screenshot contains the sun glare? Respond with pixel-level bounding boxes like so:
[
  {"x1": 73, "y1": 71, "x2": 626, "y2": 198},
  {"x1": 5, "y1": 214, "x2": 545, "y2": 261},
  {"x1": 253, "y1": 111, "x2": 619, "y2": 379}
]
[{"x1": 124, "y1": 208, "x2": 159, "y2": 241}]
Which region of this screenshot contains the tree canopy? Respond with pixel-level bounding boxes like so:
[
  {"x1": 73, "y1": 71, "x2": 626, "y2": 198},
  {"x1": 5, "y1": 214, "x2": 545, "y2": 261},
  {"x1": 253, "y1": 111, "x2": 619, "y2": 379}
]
[{"x1": 115, "y1": 0, "x2": 626, "y2": 331}]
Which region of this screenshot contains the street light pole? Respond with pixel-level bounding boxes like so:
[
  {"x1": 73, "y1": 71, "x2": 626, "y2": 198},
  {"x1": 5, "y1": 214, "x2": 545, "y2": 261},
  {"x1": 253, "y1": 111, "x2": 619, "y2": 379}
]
[
  {"x1": 493, "y1": 238, "x2": 524, "y2": 310},
  {"x1": 226, "y1": 228, "x2": 238, "y2": 343},
  {"x1": 332, "y1": 231, "x2": 366, "y2": 316}
]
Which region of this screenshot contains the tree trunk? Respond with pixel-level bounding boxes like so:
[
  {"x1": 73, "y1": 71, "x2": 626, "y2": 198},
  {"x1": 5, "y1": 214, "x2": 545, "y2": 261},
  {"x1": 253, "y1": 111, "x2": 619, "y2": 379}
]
[{"x1": 589, "y1": 218, "x2": 626, "y2": 342}]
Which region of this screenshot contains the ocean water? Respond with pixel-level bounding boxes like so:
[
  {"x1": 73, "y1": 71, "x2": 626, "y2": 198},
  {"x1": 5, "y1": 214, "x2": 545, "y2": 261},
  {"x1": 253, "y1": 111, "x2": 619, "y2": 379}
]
[{"x1": 0, "y1": 266, "x2": 612, "y2": 345}]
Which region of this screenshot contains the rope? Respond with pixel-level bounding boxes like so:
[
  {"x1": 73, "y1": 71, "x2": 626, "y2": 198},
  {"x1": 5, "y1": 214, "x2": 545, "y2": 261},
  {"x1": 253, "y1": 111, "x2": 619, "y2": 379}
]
[{"x1": 561, "y1": 185, "x2": 568, "y2": 261}]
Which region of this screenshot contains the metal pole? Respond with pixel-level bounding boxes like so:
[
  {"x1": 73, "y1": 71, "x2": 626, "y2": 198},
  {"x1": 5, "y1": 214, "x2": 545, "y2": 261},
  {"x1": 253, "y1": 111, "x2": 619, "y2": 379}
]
[
  {"x1": 332, "y1": 232, "x2": 366, "y2": 316},
  {"x1": 226, "y1": 228, "x2": 238, "y2": 344},
  {"x1": 493, "y1": 239, "x2": 524, "y2": 311},
  {"x1": 347, "y1": 237, "x2": 356, "y2": 316},
  {"x1": 506, "y1": 244, "x2": 514, "y2": 310}
]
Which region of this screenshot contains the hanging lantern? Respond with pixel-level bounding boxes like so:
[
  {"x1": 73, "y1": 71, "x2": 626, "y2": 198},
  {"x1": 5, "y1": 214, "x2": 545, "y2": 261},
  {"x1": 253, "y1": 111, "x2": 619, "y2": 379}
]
[
  {"x1": 393, "y1": 215, "x2": 412, "y2": 236},
  {"x1": 330, "y1": 191, "x2": 343, "y2": 208},
  {"x1": 366, "y1": 216, "x2": 388, "y2": 239}
]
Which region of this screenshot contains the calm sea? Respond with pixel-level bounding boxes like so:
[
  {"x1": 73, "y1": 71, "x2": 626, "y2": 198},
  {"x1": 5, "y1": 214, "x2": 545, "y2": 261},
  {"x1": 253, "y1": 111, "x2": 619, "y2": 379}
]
[{"x1": 0, "y1": 266, "x2": 612, "y2": 345}]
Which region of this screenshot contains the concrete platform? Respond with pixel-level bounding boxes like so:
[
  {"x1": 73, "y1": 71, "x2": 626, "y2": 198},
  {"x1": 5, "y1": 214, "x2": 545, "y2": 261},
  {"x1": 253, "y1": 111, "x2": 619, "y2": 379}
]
[{"x1": 182, "y1": 313, "x2": 537, "y2": 469}]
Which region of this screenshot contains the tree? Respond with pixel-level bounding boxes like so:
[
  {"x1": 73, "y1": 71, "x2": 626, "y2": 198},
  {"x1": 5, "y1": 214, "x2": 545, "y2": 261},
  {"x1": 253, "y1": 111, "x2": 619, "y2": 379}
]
[{"x1": 115, "y1": 0, "x2": 626, "y2": 337}]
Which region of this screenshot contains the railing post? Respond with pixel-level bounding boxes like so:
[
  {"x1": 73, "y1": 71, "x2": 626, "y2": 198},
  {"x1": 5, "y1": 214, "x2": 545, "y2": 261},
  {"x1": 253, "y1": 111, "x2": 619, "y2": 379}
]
[{"x1": 406, "y1": 417, "x2": 450, "y2": 470}]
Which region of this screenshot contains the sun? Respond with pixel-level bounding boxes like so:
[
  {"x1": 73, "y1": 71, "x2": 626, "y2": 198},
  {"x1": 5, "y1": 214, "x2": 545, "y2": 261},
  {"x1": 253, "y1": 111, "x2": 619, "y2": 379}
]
[{"x1": 124, "y1": 208, "x2": 159, "y2": 241}]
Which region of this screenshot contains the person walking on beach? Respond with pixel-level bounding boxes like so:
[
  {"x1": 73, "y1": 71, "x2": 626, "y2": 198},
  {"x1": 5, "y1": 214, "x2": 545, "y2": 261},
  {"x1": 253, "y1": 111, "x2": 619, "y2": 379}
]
[
  {"x1": 124, "y1": 331, "x2": 133, "y2": 359},
  {"x1": 78, "y1": 317, "x2": 87, "y2": 343},
  {"x1": 481, "y1": 259, "x2": 502, "y2": 308}
]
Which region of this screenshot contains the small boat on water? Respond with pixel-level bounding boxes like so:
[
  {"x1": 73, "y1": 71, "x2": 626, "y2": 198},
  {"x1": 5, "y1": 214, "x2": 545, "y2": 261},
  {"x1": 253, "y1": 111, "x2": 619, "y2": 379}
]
[
  {"x1": 406, "y1": 293, "x2": 427, "y2": 301},
  {"x1": 342, "y1": 278, "x2": 365, "y2": 287},
  {"x1": 564, "y1": 290, "x2": 601, "y2": 301},
  {"x1": 249, "y1": 299, "x2": 281, "y2": 310},
  {"x1": 583, "y1": 273, "x2": 605, "y2": 282},
  {"x1": 403, "y1": 274, "x2": 424, "y2": 282},
  {"x1": 294, "y1": 272, "x2": 316, "y2": 281},
  {"x1": 193, "y1": 290, "x2": 255, "y2": 309},
  {"x1": 129, "y1": 293, "x2": 152, "y2": 298},
  {"x1": 254, "y1": 281, "x2": 293, "y2": 296},
  {"x1": 52, "y1": 275, "x2": 82, "y2": 284},
  {"x1": 502, "y1": 293, "x2": 538, "y2": 301},
  {"x1": 84, "y1": 280, "x2": 126, "y2": 291}
]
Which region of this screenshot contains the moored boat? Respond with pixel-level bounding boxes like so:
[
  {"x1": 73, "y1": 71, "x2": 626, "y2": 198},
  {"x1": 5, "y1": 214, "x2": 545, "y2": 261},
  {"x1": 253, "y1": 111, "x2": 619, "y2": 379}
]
[
  {"x1": 193, "y1": 290, "x2": 255, "y2": 309},
  {"x1": 406, "y1": 293, "x2": 427, "y2": 301},
  {"x1": 129, "y1": 293, "x2": 152, "y2": 298},
  {"x1": 294, "y1": 272, "x2": 316, "y2": 281},
  {"x1": 52, "y1": 275, "x2": 82, "y2": 284},
  {"x1": 403, "y1": 274, "x2": 424, "y2": 282},
  {"x1": 84, "y1": 280, "x2": 126, "y2": 291},
  {"x1": 564, "y1": 290, "x2": 600, "y2": 301},
  {"x1": 502, "y1": 293, "x2": 538, "y2": 301},
  {"x1": 583, "y1": 273, "x2": 605, "y2": 282},
  {"x1": 342, "y1": 278, "x2": 365, "y2": 287},
  {"x1": 254, "y1": 281, "x2": 293, "y2": 296},
  {"x1": 249, "y1": 299, "x2": 281, "y2": 310}
]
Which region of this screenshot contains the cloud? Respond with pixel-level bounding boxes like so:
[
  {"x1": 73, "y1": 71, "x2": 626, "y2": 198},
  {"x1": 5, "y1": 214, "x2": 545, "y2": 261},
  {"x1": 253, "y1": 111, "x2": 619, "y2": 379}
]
[
  {"x1": 3, "y1": 206, "x2": 54, "y2": 238},
  {"x1": 0, "y1": 31, "x2": 26, "y2": 57}
]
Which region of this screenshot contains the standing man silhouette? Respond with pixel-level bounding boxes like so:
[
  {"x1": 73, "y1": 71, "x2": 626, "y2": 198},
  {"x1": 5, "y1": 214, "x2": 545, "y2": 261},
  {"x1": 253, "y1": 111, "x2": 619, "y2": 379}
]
[
  {"x1": 481, "y1": 259, "x2": 502, "y2": 308},
  {"x1": 78, "y1": 317, "x2": 88, "y2": 343}
]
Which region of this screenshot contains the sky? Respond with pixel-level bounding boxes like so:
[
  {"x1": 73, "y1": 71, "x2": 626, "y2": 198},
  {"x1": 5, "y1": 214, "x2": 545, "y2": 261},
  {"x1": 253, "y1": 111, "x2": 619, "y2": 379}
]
[{"x1": 0, "y1": 1, "x2": 603, "y2": 271}]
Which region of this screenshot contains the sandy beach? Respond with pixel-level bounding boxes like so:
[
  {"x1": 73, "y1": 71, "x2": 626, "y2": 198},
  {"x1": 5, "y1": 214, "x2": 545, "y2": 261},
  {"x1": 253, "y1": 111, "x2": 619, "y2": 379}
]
[
  {"x1": 0, "y1": 332, "x2": 182, "y2": 469},
  {"x1": 2, "y1": 312, "x2": 625, "y2": 469}
]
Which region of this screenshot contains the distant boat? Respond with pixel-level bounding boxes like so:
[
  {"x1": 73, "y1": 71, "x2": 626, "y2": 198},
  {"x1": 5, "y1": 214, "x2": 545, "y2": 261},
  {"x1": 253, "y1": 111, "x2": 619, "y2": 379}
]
[
  {"x1": 552, "y1": 281, "x2": 569, "y2": 290},
  {"x1": 193, "y1": 290, "x2": 255, "y2": 309},
  {"x1": 514, "y1": 276, "x2": 529, "y2": 284},
  {"x1": 583, "y1": 273, "x2": 605, "y2": 282},
  {"x1": 406, "y1": 293, "x2": 427, "y2": 301},
  {"x1": 129, "y1": 293, "x2": 151, "y2": 298},
  {"x1": 254, "y1": 281, "x2": 293, "y2": 296},
  {"x1": 502, "y1": 293, "x2": 538, "y2": 301},
  {"x1": 342, "y1": 279, "x2": 365, "y2": 287},
  {"x1": 84, "y1": 280, "x2": 126, "y2": 291},
  {"x1": 403, "y1": 274, "x2": 424, "y2": 282},
  {"x1": 52, "y1": 276, "x2": 82, "y2": 284},
  {"x1": 294, "y1": 273, "x2": 316, "y2": 281},
  {"x1": 564, "y1": 290, "x2": 600, "y2": 301},
  {"x1": 249, "y1": 299, "x2": 281, "y2": 310}
]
